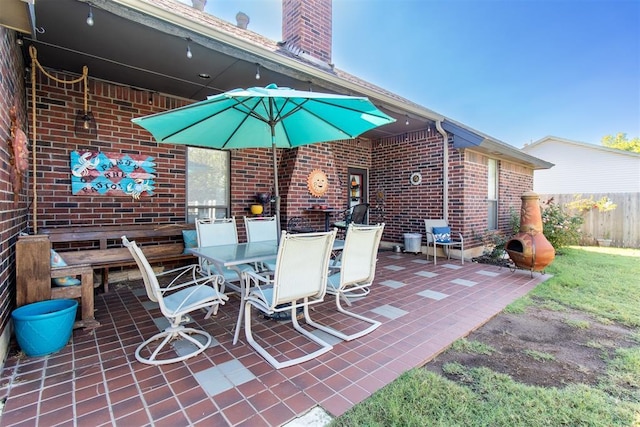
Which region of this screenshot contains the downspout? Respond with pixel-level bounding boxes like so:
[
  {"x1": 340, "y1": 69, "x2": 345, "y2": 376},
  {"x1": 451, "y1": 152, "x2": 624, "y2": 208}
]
[{"x1": 435, "y1": 120, "x2": 449, "y2": 222}]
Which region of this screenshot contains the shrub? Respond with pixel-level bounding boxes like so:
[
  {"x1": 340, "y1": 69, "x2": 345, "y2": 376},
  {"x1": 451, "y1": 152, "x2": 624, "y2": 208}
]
[
  {"x1": 540, "y1": 198, "x2": 583, "y2": 252},
  {"x1": 479, "y1": 230, "x2": 508, "y2": 259},
  {"x1": 566, "y1": 194, "x2": 617, "y2": 213},
  {"x1": 475, "y1": 208, "x2": 521, "y2": 260}
]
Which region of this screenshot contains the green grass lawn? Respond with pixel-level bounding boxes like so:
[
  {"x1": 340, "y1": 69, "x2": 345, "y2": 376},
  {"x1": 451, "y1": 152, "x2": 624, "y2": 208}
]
[{"x1": 330, "y1": 247, "x2": 640, "y2": 427}]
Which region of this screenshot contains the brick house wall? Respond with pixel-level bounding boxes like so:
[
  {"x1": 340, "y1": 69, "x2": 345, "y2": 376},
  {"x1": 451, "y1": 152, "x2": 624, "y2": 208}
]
[
  {"x1": 32, "y1": 75, "x2": 191, "y2": 229},
  {"x1": 499, "y1": 160, "x2": 535, "y2": 230},
  {"x1": 27, "y1": 69, "x2": 382, "y2": 241},
  {"x1": 370, "y1": 130, "x2": 533, "y2": 250},
  {"x1": 29, "y1": 68, "x2": 534, "y2": 250},
  {"x1": 0, "y1": 26, "x2": 29, "y2": 363}
]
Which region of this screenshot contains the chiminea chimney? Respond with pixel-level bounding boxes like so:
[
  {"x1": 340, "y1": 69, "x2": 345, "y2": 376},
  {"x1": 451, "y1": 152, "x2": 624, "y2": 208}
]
[{"x1": 282, "y1": 0, "x2": 332, "y2": 64}]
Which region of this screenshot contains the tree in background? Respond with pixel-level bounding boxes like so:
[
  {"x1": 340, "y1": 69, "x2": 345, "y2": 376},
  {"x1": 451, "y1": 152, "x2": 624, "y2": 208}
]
[{"x1": 601, "y1": 133, "x2": 640, "y2": 153}]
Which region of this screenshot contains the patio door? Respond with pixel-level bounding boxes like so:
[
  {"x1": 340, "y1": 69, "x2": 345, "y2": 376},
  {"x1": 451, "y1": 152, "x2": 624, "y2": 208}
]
[{"x1": 347, "y1": 167, "x2": 368, "y2": 213}]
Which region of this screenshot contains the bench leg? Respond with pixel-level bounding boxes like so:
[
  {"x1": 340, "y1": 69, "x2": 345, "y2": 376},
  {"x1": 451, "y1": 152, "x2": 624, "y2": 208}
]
[
  {"x1": 102, "y1": 268, "x2": 109, "y2": 293},
  {"x1": 51, "y1": 265, "x2": 100, "y2": 329},
  {"x1": 80, "y1": 269, "x2": 95, "y2": 324}
]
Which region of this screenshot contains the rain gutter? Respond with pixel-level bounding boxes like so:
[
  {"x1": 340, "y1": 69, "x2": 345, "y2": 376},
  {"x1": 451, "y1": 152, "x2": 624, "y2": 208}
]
[{"x1": 436, "y1": 120, "x2": 449, "y2": 222}]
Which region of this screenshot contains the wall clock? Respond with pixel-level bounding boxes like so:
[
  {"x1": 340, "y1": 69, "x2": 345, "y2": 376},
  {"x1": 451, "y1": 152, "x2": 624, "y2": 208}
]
[{"x1": 307, "y1": 169, "x2": 328, "y2": 197}]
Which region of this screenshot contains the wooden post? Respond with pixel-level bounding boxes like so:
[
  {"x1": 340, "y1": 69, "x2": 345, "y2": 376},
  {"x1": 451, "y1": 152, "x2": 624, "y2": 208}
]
[{"x1": 16, "y1": 234, "x2": 51, "y2": 307}]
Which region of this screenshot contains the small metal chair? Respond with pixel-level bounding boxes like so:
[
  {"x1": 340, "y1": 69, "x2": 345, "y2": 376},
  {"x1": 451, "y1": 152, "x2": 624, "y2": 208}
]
[
  {"x1": 287, "y1": 216, "x2": 315, "y2": 233},
  {"x1": 332, "y1": 203, "x2": 369, "y2": 237}
]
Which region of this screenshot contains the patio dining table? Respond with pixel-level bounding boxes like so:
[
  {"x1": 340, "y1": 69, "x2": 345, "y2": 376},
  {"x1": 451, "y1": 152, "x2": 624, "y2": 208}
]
[{"x1": 189, "y1": 238, "x2": 344, "y2": 344}]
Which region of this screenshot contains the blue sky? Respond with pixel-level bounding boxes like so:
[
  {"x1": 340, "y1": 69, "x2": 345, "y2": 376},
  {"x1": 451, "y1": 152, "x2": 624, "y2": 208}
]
[{"x1": 183, "y1": 0, "x2": 639, "y2": 148}]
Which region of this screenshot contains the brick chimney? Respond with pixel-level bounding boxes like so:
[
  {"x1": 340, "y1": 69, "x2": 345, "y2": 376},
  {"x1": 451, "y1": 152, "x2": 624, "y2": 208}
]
[{"x1": 282, "y1": 0, "x2": 332, "y2": 64}]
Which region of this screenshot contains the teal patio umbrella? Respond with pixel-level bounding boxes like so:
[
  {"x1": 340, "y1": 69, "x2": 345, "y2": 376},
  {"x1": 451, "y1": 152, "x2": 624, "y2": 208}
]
[{"x1": 132, "y1": 83, "x2": 395, "y2": 232}]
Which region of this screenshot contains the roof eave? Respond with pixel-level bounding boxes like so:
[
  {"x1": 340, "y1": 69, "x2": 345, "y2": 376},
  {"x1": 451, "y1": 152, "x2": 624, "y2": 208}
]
[
  {"x1": 441, "y1": 121, "x2": 553, "y2": 170},
  {"x1": 109, "y1": 0, "x2": 445, "y2": 124}
]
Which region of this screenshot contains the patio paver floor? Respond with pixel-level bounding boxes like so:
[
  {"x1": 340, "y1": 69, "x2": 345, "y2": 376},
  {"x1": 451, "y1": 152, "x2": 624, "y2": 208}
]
[{"x1": 0, "y1": 251, "x2": 548, "y2": 426}]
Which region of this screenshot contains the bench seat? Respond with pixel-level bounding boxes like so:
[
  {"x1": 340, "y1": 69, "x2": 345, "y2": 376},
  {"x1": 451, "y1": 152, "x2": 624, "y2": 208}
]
[{"x1": 43, "y1": 224, "x2": 196, "y2": 291}]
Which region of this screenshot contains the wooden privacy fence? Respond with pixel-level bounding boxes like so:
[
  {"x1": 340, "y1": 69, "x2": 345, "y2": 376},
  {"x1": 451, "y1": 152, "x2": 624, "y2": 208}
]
[{"x1": 538, "y1": 193, "x2": 640, "y2": 248}]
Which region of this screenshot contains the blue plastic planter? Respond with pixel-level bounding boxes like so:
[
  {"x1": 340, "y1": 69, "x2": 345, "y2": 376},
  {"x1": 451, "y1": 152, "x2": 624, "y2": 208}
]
[{"x1": 11, "y1": 299, "x2": 78, "y2": 357}]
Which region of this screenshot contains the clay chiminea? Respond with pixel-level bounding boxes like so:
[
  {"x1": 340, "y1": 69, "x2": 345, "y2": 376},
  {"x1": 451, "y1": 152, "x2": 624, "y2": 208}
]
[{"x1": 505, "y1": 192, "x2": 555, "y2": 272}]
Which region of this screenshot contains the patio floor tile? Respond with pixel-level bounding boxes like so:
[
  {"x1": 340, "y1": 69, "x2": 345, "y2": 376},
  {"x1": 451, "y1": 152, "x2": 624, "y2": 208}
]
[{"x1": 0, "y1": 251, "x2": 548, "y2": 426}]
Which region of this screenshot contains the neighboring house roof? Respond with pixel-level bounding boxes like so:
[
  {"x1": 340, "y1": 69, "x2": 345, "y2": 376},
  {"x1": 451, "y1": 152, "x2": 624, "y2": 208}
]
[{"x1": 522, "y1": 136, "x2": 640, "y2": 193}]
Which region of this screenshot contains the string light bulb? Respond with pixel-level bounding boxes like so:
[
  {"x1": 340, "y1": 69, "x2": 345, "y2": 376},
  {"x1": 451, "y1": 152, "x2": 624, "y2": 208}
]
[
  {"x1": 405, "y1": 115, "x2": 409, "y2": 126},
  {"x1": 86, "y1": 4, "x2": 94, "y2": 26},
  {"x1": 186, "y1": 37, "x2": 193, "y2": 59},
  {"x1": 255, "y1": 63, "x2": 261, "y2": 80}
]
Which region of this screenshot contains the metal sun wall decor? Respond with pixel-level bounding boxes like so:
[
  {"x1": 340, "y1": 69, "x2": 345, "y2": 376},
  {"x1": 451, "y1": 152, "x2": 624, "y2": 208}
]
[{"x1": 70, "y1": 151, "x2": 156, "y2": 199}]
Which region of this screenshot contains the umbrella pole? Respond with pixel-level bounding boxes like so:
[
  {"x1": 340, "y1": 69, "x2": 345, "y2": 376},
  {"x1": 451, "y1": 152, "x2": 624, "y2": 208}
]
[{"x1": 271, "y1": 129, "x2": 281, "y2": 239}]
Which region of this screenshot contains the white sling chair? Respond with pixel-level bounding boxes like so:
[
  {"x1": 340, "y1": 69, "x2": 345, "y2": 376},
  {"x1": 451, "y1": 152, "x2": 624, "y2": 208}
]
[
  {"x1": 244, "y1": 215, "x2": 278, "y2": 271},
  {"x1": 242, "y1": 229, "x2": 337, "y2": 369},
  {"x1": 195, "y1": 217, "x2": 255, "y2": 294},
  {"x1": 306, "y1": 223, "x2": 384, "y2": 341},
  {"x1": 122, "y1": 236, "x2": 228, "y2": 365}
]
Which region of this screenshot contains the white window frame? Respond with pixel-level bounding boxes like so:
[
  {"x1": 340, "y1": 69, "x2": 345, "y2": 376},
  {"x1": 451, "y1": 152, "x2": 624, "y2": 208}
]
[
  {"x1": 186, "y1": 147, "x2": 230, "y2": 222},
  {"x1": 487, "y1": 158, "x2": 498, "y2": 230}
]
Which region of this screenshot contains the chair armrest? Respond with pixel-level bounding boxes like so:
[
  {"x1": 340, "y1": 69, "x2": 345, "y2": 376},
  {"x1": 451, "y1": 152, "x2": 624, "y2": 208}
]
[
  {"x1": 243, "y1": 270, "x2": 272, "y2": 286},
  {"x1": 161, "y1": 271, "x2": 227, "y2": 296},
  {"x1": 158, "y1": 263, "x2": 199, "y2": 282},
  {"x1": 424, "y1": 230, "x2": 436, "y2": 244},
  {"x1": 243, "y1": 270, "x2": 274, "y2": 302}
]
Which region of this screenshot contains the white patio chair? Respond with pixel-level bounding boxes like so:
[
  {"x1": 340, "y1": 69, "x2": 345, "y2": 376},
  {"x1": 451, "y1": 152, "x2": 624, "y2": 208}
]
[
  {"x1": 244, "y1": 215, "x2": 278, "y2": 271},
  {"x1": 242, "y1": 229, "x2": 337, "y2": 369},
  {"x1": 122, "y1": 236, "x2": 228, "y2": 365},
  {"x1": 424, "y1": 219, "x2": 464, "y2": 265},
  {"x1": 195, "y1": 217, "x2": 255, "y2": 294},
  {"x1": 306, "y1": 223, "x2": 384, "y2": 341}
]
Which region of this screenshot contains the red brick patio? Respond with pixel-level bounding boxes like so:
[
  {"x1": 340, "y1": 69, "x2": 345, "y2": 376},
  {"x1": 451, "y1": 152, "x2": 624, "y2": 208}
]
[{"x1": 0, "y1": 251, "x2": 548, "y2": 426}]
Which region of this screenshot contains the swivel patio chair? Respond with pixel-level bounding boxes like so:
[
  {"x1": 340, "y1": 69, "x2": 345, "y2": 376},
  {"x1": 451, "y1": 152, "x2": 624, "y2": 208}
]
[
  {"x1": 306, "y1": 223, "x2": 384, "y2": 341},
  {"x1": 242, "y1": 229, "x2": 337, "y2": 369},
  {"x1": 122, "y1": 236, "x2": 228, "y2": 365},
  {"x1": 424, "y1": 219, "x2": 464, "y2": 265},
  {"x1": 244, "y1": 215, "x2": 278, "y2": 271},
  {"x1": 195, "y1": 217, "x2": 255, "y2": 294}
]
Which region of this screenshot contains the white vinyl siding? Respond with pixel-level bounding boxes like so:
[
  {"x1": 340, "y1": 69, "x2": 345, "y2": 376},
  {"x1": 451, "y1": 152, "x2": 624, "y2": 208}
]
[{"x1": 523, "y1": 137, "x2": 640, "y2": 194}]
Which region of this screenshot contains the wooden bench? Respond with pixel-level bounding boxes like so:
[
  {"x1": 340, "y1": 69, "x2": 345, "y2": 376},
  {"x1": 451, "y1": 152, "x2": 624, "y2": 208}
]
[
  {"x1": 42, "y1": 223, "x2": 197, "y2": 293},
  {"x1": 16, "y1": 235, "x2": 99, "y2": 330},
  {"x1": 16, "y1": 225, "x2": 196, "y2": 330}
]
